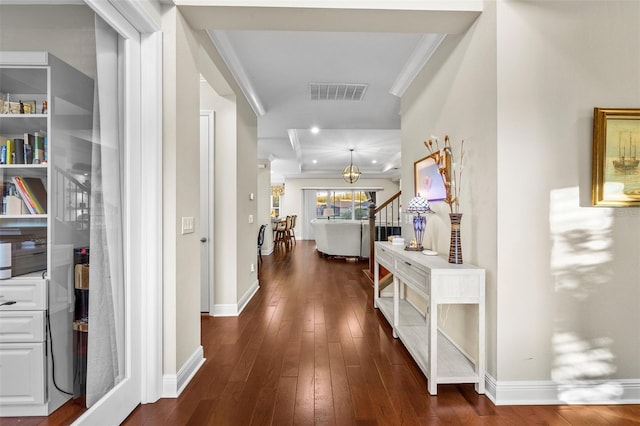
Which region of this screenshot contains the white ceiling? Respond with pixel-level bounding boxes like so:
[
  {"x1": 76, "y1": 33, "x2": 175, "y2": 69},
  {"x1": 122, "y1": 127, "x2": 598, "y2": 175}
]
[
  {"x1": 211, "y1": 30, "x2": 438, "y2": 183},
  {"x1": 179, "y1": 2, "x2": 483, "y2": 183}
]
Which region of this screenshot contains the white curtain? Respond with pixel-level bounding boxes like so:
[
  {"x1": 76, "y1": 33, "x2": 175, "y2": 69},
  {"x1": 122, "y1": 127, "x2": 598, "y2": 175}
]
[{"x1": 86, "y1": 15, "x2": 125, "y2": 407}]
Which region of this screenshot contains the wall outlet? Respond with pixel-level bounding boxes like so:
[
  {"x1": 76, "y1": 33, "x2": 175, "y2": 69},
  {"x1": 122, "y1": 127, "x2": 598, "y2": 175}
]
[
  {"x1": 249, "y1": 214, "x2": 254, "y2": 223},
  {"x1": 250, "y1": 263, "x2": 255, "y2": 272}
]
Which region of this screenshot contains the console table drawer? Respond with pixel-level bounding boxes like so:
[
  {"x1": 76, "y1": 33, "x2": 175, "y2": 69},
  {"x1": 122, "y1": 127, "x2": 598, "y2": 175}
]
[
  {"x1": 396, "y1": 260, "x2": 429, "y2": 294},
  {"x1": 0, "y1": 311, "x2": 45, "y2": 343},
  {"x1": 376, "y1": 247, "x2": 394, "y2": 271}
]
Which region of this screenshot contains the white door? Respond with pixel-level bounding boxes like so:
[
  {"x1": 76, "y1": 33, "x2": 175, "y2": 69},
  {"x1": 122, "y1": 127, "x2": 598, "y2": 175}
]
[{"x1": 200, "y1": 111, "x2": 215, "y2": 312}]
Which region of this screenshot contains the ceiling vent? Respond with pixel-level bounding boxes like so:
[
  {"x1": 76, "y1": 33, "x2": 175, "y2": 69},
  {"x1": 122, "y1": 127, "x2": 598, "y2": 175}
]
[{"x1": 309, "y1": 83, "x2": 368, "y2": 101}]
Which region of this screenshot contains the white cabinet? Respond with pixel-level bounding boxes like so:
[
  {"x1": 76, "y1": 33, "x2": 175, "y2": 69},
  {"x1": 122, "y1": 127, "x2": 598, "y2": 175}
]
[
  {"x1": 374, "y1": 242, "x2": 486, "y2": 395},
  {"x1": 0, "y1": 342, "x2": 45, "y2": 406},
  {"x1": 0, "y1": 52, "x2": 93, "y2": 416},
  {"x1": 0, "y1": 275, "x2": 47, "y2": 409}
]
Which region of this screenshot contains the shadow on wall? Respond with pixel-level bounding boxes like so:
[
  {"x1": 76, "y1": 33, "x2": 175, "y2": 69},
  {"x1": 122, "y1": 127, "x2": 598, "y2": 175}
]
[{"x1": 550, "y1": 187, "x2": 622, "y2": 403}]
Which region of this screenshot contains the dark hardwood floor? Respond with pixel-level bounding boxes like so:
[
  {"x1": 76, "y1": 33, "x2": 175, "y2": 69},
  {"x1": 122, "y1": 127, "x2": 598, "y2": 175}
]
[{"x1": 5, "y1": 241, "x2": 640, "y2": 425}]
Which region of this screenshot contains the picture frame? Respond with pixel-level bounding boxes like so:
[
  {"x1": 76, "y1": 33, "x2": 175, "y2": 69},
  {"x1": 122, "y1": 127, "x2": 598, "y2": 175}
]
[
  {"x1": 414, "y1": 152, "x2": 447, "y2": 201},
  {"x1": 592, "y1": 107, "x2": 640, "y2": 206},
  {"x1": 21, "y1": 100, "x2": 36, "y2": 114}
]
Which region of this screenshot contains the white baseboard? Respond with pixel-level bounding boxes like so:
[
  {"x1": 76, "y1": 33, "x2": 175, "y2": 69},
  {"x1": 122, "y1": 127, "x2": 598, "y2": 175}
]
[
  {"x1": 211, "y1": 279, "x2": 260, "y2": 317},
  {"x1": 485, "y1": 374, "x2": 640, "y2": 405},
  {"x1": 162, "y1": 345, "x2": 205, "y2": 398}
]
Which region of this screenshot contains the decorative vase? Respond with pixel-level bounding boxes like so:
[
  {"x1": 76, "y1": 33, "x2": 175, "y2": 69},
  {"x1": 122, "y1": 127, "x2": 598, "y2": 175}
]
[
  {"x1": 448, "y1": 213, "x2": 463, "y2": 264},
  {"x1": 413, "y1": 214, "x2": 426, "y2": 250}
]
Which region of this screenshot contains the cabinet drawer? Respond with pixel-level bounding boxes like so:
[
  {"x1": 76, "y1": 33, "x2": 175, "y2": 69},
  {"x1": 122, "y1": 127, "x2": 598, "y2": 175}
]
[
  {"x1": 0, "y1": 342, "x2": 46, "y2": 405},
  {"x1": 0, "y1": 311, "x2": 45, "y2": 342},
  {"x1": 395, "y1": 259, "x2": 430, "y2": 294},
  {"x1": 0, "y1": 279, "x2": 46, "y2": 311},
  {"x1": 376, "y1": 247, "x2": 394, "y2": 271}
]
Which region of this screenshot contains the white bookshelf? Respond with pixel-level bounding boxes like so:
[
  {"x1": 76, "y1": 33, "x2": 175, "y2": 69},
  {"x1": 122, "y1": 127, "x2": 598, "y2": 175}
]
[{"x1": 0, "y1": 52, "x2": 93, "y2": 417}]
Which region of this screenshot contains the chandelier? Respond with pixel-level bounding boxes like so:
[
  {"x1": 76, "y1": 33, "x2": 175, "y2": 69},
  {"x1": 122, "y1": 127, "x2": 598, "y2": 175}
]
[
  {"x1": 271, "y1": 185, "x2": 284, "y2": 197},
  {"x1": 342, "y1": 149, "x2": 361, "y2": 184}
]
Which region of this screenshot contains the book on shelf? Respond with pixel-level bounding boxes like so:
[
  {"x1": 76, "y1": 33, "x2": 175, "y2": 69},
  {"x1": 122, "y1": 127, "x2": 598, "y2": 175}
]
[
  {"x1": 5, "y1": 138, "x2": 13, "y2": 165},
  {"x1": 0, "y1": 133, "x2": 45, "y2": 165},
  {"x1": 24, "y1": 133, "x2": 34, "y2": 164},
  {"x1": 13, "y1": 138, "x2": 24, "y2": 164},
  {"x1": 11, "y1": 176, "x2": 46, "y2": 214},
  {"x1": 33, "y1": 131, "x2": 45, "y2": 164}
]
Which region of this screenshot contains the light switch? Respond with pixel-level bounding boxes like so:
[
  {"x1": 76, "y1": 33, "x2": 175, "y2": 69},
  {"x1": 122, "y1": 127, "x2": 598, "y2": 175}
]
[
  {"x1": 249, "y1": 214, "x2": 254, "y2": 224},
  {"x1": 181, "y1": 216, "x2": 194, "y2": 234},
  {"x1": 249, "y1": 193, "x2": 255, "y2": 201}
]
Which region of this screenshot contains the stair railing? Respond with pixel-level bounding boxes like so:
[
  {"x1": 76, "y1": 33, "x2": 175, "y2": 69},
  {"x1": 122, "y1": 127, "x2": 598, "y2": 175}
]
[{"x1": 368, "y1": 190, "x2": 401, "y2": 277}]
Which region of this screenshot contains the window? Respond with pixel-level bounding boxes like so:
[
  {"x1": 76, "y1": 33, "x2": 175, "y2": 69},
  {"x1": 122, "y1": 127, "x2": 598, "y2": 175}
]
[
  {"x1": 315, "y1": 190, "x2": 372, "y2": 220},
  {"x1": 271, "y1": 185, "x2": 284, "y2": 218}
]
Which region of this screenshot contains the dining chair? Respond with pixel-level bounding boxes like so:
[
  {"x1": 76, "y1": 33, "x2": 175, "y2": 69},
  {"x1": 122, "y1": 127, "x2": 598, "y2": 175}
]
[
  {"x1": 257, "y1": 224, "x2": 267, "y2": 263},
  {"x1": 274, "y1": 216, "x2": 289, "y2": 249},
  {"x1": 289, "y1": 215, "x2": 297, "y2": 245}
]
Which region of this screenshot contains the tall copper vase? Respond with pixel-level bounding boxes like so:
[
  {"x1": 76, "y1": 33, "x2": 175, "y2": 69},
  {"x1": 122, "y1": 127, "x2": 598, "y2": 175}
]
[{"x1": 448, "y1": 213, "x2": 463, "y2": 264}]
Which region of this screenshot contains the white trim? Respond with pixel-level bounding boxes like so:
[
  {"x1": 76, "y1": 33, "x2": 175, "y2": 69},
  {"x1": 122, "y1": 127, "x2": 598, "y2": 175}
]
[
  {"x1": 389, "y1": 34, "x2": 446, "y2": 97},
  {"x1": 238, "y1": 279, "x2": 260, "y2": 313},
  {"x1": 110, "y1": 0, "x2": 162, "y2": 33},
  {"x1": 139, "y1": 30, "x2": 164, "y2": 405},
  {"x1": 485, "y1": 374, "x2": 640, "y2": 406},
  {"x1": 206, "y1": 30, "x2": 266, "y2": 117},
  {"x1": 288, "y1": 129, "x2": 303, "y2": 173},
  {"x1": 172, "y1": 0, "x2": 483, "y2": 12},
  {"x1": 300, "y1": 186, "x2": 384, "y2": 191},
  {"x1": 212, "y1": 280, "x2": 260, "y2": 316},
  {"x1": 84, "y1": 0, "x2": 139, "y2": 40},
  {"x1": 162, "y1": 346, "x2": 205, "y2": 398}
]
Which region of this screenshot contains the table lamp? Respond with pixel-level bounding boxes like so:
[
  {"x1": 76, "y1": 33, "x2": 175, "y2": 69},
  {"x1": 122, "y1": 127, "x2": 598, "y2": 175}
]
[{"x1": 405, "y1": 196, "x2": 432, "y2": 251}]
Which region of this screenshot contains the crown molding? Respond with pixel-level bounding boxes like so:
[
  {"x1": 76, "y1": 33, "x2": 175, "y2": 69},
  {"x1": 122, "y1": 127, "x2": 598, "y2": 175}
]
[
  {"x1": 207, "y1": 30, "x2": 266, "y2": 117},
  {"x1": 389, "y1": 33, "x2": 446, "y2": 98}
]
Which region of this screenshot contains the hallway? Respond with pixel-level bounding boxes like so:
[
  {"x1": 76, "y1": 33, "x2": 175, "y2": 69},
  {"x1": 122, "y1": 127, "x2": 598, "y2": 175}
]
[{"x1": 122, "y1": 241, "x2": 640, "y2": 425}]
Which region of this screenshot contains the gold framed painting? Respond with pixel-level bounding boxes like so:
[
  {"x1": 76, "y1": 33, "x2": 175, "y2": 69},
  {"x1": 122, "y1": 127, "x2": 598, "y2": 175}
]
[
  {"x1": 592, "y1": 107, "x2": 640, "y2": 206},
  {"x1": 414, "y1": 152, "x2": 447, "y2": 202}
]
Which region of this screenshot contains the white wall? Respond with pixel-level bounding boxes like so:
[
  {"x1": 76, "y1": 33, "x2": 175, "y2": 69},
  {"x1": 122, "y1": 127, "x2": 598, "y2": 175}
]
[
  {"x1": 282, "y1": 177, "x2": 400, "y2": 240},
  {"x1": 0, "y1": 5, "x2": 96, "y2": 78},
  {"x1": 162, "y1": 6, "x2": 202, "y2": 373},
  {"x1": 403, "y1": 0, "x2": 640, "y2": 403},
  {"x1": 495, "y1": 0, "x2": 640, "y2": 393},
  {"x1": 199, "y1": 81, "x2": 240, "y2": 307},
  {"x1": 197, "y1": 31, "x2": 259, "y2": 311}
]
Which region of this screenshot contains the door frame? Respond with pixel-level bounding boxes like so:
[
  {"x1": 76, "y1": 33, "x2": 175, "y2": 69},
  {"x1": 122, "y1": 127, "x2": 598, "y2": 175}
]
[
  {"x1": 73, "y1": 0, "x2": 163, "y2": 423},
  {"x1": 200, "y1": 110, "x2": 215, "y2": 313}
]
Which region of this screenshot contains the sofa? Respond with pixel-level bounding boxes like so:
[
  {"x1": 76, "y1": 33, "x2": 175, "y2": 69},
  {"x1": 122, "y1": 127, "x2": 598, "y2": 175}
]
[{"x1": 310, "y1": 219, "x2": 370, "y2": 258}]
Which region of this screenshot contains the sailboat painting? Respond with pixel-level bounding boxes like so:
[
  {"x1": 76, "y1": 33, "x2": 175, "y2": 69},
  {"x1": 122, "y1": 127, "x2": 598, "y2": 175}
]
[
  {"x1": 592, "y1": 108, "x2": 640, "y2": 206},
  {"x1": 611, "y1": 131, "x2": 639, "y2": 171}
]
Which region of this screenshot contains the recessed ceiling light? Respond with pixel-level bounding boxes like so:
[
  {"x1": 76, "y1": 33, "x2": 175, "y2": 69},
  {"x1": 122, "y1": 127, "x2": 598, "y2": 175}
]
[
  {"x1": 310, "y1": 126, "x2": 320, "y2": 134},
  {"x1": 372, "y1": 160, "x2": 377, "y2": 164},
  {"x1": 312, "y1": 160, "x2": 317, "y2": 164}
]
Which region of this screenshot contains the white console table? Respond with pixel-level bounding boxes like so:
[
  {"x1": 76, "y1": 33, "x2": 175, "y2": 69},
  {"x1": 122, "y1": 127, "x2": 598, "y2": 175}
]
[{"x1": 374, "y1": 242, "x2": 485, "y2": 395}]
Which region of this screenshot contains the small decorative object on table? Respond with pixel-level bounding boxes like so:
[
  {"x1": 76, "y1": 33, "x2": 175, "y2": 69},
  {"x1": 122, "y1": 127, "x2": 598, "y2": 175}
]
[
  {"x1": 424, "y1": 134, "x2": 465, "y2": 263},
  {"x1": 405, "y1": 195, "x2": 433, "y2": 251}
]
